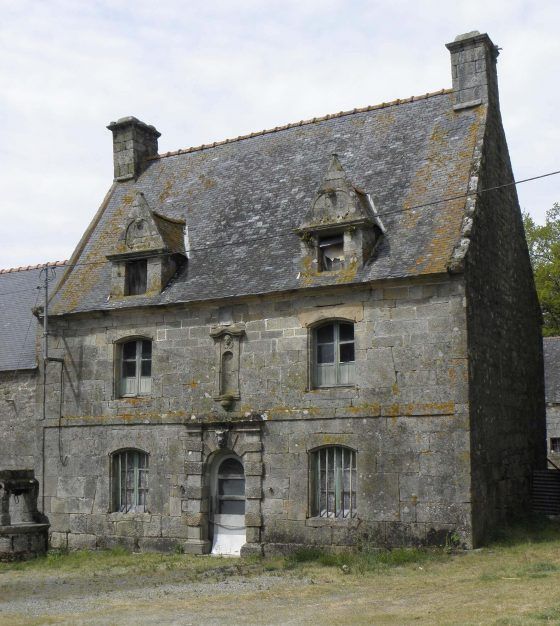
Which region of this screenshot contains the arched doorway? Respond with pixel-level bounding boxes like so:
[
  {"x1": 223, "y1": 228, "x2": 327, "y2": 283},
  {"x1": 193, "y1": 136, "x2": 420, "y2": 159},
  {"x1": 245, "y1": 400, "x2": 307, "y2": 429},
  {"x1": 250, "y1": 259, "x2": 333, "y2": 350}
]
[{"x1": 210, "y1": 455, "x2": 246, "y2": 555}]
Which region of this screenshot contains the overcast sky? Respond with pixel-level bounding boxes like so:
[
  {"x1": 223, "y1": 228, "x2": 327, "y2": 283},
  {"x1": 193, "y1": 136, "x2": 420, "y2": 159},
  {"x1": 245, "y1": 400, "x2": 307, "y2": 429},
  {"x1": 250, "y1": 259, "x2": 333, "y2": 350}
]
[{"x1": 0, "y1": 0, "x2": 558, "y2": 269}]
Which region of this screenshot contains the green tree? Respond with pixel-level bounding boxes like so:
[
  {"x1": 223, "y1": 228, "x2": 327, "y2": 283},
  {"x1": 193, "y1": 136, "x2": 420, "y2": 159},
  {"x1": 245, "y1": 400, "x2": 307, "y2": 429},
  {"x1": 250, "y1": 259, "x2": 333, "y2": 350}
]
[{"x1": 524, "y1": 203, "x2": 560, "y2": 336}]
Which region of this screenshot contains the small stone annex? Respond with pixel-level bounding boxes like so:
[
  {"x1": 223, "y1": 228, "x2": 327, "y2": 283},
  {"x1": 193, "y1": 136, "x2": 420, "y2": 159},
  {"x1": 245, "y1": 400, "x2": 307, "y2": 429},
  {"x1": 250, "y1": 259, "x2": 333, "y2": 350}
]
[{"x1": 0, "y1": 31, "x2": 547, "y2": 556}]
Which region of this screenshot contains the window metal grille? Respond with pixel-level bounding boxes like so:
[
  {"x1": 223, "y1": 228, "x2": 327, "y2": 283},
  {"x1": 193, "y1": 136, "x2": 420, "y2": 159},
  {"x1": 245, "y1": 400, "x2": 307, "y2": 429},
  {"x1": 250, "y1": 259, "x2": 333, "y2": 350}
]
[
  {"x1": 120, "y1": 339, "x2": 152, "y2": 396},
  {"x1": 314, "y1": 321, "x2": 355, "y2": 387},
  {"x1": 112, "y1": 450, "x2": 148, "y2": 513},
  {"x1": 551, "y1": 438, "x2": 560, "y2": 453},
  {"x1": 310, "y1": 446, "x2": 357, "y2": 519}
]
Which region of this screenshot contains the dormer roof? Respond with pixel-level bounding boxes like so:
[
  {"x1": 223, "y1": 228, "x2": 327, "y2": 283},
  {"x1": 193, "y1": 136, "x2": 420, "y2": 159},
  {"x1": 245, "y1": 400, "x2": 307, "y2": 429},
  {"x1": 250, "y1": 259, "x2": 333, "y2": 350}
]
[
  {"x1": 299, "y1": 154, "x2": 378, "y2": 232},
  {"x1": 107, "y1": 191, "x2": 186, "y2": 260}
]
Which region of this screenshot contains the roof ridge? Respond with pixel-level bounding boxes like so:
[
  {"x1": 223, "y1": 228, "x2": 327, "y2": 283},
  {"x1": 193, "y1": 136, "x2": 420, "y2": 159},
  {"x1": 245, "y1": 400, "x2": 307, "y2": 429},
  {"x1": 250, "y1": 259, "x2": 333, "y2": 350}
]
[
  {"x1": 150, "y1": 88, "x2": 452, "y2": 161},
  {"x1": 0, "y1": 260, "x2": 67, "y2": 275}
]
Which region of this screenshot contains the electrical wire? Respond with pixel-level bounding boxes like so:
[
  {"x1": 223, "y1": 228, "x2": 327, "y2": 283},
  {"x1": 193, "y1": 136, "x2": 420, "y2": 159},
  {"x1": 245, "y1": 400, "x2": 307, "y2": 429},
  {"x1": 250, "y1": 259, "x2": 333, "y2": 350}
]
[{"x1": 1, "y1": 167, "x2": 559, "y2": 291}]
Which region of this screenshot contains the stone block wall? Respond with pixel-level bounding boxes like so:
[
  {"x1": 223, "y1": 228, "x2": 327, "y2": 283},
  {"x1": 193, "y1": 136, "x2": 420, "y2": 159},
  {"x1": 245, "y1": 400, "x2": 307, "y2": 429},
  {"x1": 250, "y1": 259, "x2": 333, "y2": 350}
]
[
  {"x1": 0, "y1": 370, "x2": 38, "y2": 470},
  {"x1": 38, "y1": 274, "x2": 473, "y2": 550},
  {"x1": 464, "y1": 101, "x2": 546, "y2": 544}
]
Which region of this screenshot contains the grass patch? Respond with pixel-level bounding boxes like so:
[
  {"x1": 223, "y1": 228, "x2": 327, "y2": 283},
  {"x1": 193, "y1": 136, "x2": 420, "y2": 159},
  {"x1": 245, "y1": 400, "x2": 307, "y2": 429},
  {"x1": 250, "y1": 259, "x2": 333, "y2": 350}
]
[
  {"x1": 286, "y1": 545, "x2": 448, "y2": 574},
  {"x1": 531, "y1": 606, "x2": 560, "y2": 621}
]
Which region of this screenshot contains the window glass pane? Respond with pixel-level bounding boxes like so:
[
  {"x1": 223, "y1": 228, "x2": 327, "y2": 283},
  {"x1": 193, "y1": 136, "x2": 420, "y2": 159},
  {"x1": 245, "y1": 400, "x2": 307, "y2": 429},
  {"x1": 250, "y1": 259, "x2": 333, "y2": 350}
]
[
  {"x1": 340, "y1": 343, "x2": 355, "y2": 363},
  {"x1": 219, "y1": 499, "x2": 245, "y2": 515},
  {"x1": 219, "y1": 479, "x2": 245, "y2": 496},
  {"x1": 141, "y1": 360, "x2": 151, "y2": 377},
  {"x1": 219, "y1": 458, "x2": 244, "y2": 477},
  {"x1": 141, "y1": 341, "x2": 152, "y2": 358},
  {"x1": 317, "y1": 344, "x2": 335, "y2": 364},
  {"x1": 316, "y1": 325, "x2": 334, "y2": 344},
  {"x1": 123, "y1": 361, "x2": 136, "y2": 377},
  {"x1": 339, "y1": 323, "x2": 354, "y2": 342},
  {"x1": 122, "y1": 342, "x2": 137, "y2": 359}
]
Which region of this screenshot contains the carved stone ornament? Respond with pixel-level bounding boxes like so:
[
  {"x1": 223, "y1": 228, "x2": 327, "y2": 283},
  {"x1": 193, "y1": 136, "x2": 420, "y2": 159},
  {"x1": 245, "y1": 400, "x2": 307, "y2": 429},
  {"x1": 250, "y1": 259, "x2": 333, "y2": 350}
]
[
  {"x1": 215, "y1": 429, "x2": 229, "y2": 449},
  {"x1": 209, "y1": 324, "x2": 245, "y2": 409}
]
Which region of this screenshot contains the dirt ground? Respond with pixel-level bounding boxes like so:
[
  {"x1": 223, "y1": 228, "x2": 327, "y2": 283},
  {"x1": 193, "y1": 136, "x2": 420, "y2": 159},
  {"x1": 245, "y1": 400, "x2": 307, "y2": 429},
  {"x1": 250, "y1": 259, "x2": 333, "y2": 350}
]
[{"x1": 2, "y1": 540, "x2": 560, "y2": 625}]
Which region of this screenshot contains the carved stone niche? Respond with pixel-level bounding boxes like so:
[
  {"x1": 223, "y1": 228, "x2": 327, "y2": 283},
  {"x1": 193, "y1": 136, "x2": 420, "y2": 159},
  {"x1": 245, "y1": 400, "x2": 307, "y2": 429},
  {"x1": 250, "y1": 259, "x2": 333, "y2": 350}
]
[{"x1": 209, "y1": 324, "x2": 245, "y2": 409}]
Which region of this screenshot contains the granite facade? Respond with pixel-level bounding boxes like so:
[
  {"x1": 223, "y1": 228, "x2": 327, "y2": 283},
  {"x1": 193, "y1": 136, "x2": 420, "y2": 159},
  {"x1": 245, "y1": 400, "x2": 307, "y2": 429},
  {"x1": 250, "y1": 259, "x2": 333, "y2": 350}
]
[{"x1": 38, "y1": 277, "x2": 474, "y2": 551}]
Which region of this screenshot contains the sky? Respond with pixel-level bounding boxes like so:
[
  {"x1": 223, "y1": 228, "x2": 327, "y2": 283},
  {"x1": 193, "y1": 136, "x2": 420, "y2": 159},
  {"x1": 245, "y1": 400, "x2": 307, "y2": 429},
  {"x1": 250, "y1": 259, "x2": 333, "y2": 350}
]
[{"x1": 0, "y1": 0, "x2": 558, "y2": 268}]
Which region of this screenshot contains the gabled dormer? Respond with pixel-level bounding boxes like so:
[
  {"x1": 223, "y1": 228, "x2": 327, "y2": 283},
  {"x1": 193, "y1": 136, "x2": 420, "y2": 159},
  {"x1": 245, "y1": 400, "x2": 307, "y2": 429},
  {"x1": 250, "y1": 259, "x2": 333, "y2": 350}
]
[
  {"x1": 297, "y1": 154, "x2": 384, "y2": 275},
  {"x1": 106, "y1": 191, "x2": 186, "y2": 298}
]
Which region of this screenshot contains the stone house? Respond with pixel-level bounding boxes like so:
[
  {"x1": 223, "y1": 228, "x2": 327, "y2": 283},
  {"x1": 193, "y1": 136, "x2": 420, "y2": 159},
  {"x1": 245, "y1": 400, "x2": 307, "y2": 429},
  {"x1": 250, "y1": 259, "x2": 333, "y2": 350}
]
[{"x1": 0, "y1": 31, "x2": 546, "y2": 555}]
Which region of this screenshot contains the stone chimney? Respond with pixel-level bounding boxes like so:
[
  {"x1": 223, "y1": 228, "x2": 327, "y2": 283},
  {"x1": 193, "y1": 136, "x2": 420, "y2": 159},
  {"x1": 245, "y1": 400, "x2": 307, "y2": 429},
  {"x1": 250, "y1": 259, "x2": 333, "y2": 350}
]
[
  {"x1": 107, "y1": 116, "x2": 161, "y2": 181},
  {"x1": 446, "y1": 31, "x2": 500, "y2": 111}
]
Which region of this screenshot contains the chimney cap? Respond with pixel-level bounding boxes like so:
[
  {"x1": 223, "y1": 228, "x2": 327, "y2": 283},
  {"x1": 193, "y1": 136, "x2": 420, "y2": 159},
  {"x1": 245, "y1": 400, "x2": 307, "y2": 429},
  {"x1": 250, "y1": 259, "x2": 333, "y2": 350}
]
[
  {"x1": 446, "y1": 31, "x2": 499, "y2": 57},
  {"x1": 107, "y1": 116, "x2": 161, "y2": 138}
]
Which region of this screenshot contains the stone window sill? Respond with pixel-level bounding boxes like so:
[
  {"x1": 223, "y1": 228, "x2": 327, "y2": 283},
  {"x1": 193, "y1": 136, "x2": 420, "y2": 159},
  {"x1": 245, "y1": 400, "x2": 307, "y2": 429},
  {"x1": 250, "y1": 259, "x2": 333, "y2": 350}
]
[{"x1": 306, "y1": 516, "x2": 360, "y2": 528}]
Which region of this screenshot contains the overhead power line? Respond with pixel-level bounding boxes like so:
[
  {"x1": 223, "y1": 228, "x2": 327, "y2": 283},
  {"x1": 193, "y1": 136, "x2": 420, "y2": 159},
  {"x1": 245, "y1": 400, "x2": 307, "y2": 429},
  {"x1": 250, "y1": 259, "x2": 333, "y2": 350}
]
[{"x1": 0, "y1": 167, "x2": 558, "y2": 297}]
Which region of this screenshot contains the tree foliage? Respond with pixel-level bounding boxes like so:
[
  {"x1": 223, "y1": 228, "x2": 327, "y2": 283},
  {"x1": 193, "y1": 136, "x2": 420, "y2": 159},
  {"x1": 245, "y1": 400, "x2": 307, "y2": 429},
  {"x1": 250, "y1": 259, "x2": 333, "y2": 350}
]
[{"x1": 524, "y1": 203, "x2": 560, "y2": 336}]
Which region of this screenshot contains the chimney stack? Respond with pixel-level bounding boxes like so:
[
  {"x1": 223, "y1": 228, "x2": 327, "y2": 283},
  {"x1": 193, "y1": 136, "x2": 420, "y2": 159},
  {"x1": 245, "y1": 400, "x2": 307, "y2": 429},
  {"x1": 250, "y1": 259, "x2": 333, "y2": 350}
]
[
  {"x1": 446, "y1": 31, "x2": 500, "y2": 110},
  {"x1": 107, "y1": 116, "x2": 161, "y2": 181}
]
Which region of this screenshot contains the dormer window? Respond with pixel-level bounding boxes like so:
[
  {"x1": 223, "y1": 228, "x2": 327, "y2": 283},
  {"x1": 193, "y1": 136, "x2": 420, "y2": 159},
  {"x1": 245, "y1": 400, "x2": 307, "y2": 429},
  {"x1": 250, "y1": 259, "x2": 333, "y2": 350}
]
[
  {"x1": 125, "y1": 259, "x2": 147, "y2": 295},
  {"x1": 319, "y1": 234, "x2": 344, "y2": 271},
  {"x1": 106, "y1": 191, "x2": 186, "y2": 299},
  {"x1": 297, "y1": 155, "x2": 385, "y2": 281}
]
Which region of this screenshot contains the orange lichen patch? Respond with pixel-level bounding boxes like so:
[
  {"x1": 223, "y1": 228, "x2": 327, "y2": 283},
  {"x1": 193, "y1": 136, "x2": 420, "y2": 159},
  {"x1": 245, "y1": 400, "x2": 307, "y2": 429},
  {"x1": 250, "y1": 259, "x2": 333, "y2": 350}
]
[
  {"x1": 347, "y1": 403, "x2": 382, "y2": 416},
  {"x1": 298, "y1": 256, "x2": 359, "y2": 288},
  {"x1": 51, "y1": 188, "x2": 132, "y2": 314},
  {"x1": 416, "y1": 108, "x2": 486, "y2": 275},
  {"x1": 123, "y1": 193, "x2": 135, "y2": 204},
  {"x1": 185, "y1": 379, "x2": 199, "y2": 389},
  {"x1": 159, "y1": 179, "x2": 174, "y2": 203},
  {"x1": 199, "y1": 174, "x2": 216, "y2": 190},
  {"x1": 380, "y1": 402, "x2": 455, "y2": 417}
]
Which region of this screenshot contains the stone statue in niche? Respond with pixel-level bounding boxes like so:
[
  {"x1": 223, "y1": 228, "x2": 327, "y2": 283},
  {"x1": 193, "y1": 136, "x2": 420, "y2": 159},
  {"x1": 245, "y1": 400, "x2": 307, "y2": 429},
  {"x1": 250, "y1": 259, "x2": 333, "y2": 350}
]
[{"x1": 209, "y1": 324, "x2": 245, "y2": 409}]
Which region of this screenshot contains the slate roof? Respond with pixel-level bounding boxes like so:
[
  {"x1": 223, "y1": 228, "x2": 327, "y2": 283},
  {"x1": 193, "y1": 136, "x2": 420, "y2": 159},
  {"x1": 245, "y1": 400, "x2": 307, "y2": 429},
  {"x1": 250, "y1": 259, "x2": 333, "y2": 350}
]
[
  {"x1": 50, "y1": 90, "x2": 486, "y2": 316},
  {"x1": 544, "y1": 337, "x2": 560, "y2": 404},
  {"x1": 0, "y1": 263, "x2": 64, "y2": 371}
]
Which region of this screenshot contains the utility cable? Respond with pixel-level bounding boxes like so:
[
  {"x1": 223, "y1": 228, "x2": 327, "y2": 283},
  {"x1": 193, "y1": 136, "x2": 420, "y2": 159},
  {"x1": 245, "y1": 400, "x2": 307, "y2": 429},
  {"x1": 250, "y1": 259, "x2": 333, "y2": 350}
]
[{"x1": 1, "y1": 167, "x2": 559, "y2": 286}]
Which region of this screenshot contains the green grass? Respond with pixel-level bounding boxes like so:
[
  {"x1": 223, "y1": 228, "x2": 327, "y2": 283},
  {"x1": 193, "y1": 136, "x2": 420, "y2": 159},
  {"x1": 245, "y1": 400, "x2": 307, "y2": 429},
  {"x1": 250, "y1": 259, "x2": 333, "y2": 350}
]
[{"x1": 285, "y1": 544, "x2": 449, "y2": 574}]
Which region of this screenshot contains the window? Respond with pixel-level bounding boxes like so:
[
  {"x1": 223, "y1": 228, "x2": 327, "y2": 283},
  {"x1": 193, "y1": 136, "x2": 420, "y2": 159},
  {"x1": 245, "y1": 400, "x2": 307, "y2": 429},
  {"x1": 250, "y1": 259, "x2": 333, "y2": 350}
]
[
  {"x1": 119, "y1": 339, "x2": 152, "y2": 397},
  {"x1": 319, "y1": 234, "x2": 344, "y2": 271},
  {"x1": 314, "y1": 321, "x2": 355, "y2": 387},
  {"x1": 125, "y1": 259, "x2": 147, "y2": 295},
  {"x1": 551, "y1": 438, "x2": 560, "y2": 453},
  {"x1": 216, "y1": 457, "x2": 245, "y2": 515},
  {"x1": 112, "y1": 449, "x2": 148, "y2": 512},
  {"x1": 310, "y1": 447, "x2": 357, "y2": 519}
]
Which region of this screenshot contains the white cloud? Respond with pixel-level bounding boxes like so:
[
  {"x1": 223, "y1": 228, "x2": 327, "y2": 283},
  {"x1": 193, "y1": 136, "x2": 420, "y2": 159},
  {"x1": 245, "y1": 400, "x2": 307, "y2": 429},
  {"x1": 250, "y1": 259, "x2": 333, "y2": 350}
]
[{"x1": 1, "y1": 0, "x2": 559, "y2": 267}]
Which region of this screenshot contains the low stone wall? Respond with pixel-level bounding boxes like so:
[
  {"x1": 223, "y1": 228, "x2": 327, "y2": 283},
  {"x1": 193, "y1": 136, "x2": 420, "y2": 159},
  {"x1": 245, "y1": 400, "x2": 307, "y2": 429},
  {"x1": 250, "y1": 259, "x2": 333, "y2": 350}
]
[{"x1": 0, "y1": 524, "x2": 49, "y2": 562}]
